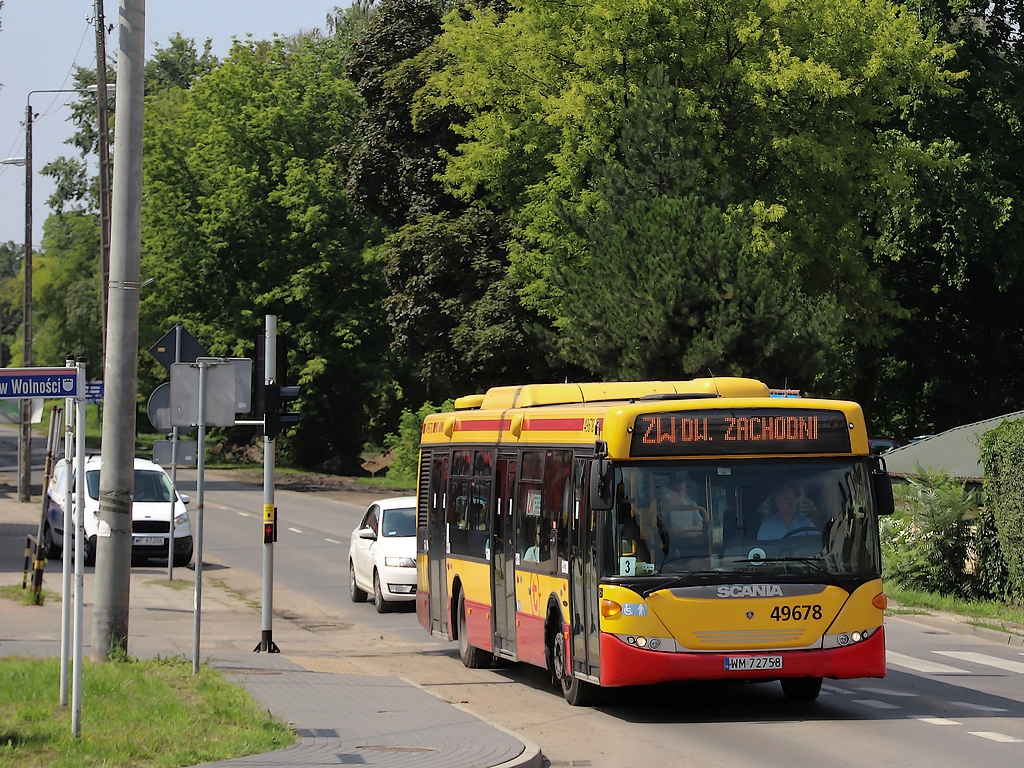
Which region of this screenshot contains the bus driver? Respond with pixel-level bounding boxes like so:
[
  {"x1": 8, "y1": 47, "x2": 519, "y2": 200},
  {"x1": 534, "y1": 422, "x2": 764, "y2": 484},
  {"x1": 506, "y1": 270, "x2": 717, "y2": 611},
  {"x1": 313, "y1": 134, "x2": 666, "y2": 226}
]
[{"x1": 758, "y1": 485, "x2": 817, "y2": 540}]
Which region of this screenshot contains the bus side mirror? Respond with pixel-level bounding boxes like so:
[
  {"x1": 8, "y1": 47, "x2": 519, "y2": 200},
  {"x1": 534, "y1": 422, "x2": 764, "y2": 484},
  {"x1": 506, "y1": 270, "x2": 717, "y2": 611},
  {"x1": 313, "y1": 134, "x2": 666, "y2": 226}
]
[
  {"x1": 590, "y1": 459, "x2": 614, "y2": 511},
  {"x1": 871, "y1": 457, "x2": 895, "y2": 516}
]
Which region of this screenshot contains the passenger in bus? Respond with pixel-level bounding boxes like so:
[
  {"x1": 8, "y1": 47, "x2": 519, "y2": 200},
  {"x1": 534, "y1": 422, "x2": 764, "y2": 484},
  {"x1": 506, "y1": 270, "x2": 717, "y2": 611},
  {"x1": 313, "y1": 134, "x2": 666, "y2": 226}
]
[
  {"x1": 757, "y1": 485, "x2": 817, "y2": 540},
  {"x1": 523, "y1": 526, "x2": 542, "y2": 563},
  {"x1": 661, "y1": 478, "x2": 709, "y2": 566}
]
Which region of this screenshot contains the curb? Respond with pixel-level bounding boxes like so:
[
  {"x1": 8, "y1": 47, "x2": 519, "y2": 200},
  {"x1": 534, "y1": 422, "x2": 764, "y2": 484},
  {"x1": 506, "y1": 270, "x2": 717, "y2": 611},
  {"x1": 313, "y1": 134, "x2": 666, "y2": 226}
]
[
  {"x1": 400, "y1": 676, "x2": 544, "y2": 768},
  {"x1": 890, "y1": 608, "x2": 1024, "y2": 648}
]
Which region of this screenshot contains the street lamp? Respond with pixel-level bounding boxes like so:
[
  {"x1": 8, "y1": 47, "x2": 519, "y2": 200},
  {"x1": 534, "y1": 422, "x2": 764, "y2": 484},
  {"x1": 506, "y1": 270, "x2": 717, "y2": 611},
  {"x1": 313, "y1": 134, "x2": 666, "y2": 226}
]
[{"x1": 12, "y1": 85, "x2": 114, "y2": 503}]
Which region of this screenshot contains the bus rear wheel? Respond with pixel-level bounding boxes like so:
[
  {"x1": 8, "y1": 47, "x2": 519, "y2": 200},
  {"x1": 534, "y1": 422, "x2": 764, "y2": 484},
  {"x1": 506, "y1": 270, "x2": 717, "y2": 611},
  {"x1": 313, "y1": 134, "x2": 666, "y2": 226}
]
[
  {"x1": 457, "y1": 592, "x2": 492, "y2": 669},
  {"x1": 781, "y1": 677, "x2": 822, "y2": 702}
]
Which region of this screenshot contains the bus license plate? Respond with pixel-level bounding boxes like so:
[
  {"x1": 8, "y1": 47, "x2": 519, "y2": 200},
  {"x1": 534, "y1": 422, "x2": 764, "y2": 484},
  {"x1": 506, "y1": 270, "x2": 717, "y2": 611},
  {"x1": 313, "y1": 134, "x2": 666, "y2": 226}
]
[
  {"x1": 132, "y1": 536, "x2": 164, "y2": 547},
  {"x1": 725, "y1": 655, "x2": 782, "y2": 671}
]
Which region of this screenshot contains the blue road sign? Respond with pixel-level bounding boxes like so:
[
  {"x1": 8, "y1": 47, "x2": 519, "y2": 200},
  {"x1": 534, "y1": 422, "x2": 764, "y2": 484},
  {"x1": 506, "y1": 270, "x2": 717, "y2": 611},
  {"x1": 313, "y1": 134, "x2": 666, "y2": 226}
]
[
  {"x1": 0, "y1": 367, "x2": 79, "y2": 399},
  {"x1": 85, "y1": 380, "x2": 103, "y2": 404}
]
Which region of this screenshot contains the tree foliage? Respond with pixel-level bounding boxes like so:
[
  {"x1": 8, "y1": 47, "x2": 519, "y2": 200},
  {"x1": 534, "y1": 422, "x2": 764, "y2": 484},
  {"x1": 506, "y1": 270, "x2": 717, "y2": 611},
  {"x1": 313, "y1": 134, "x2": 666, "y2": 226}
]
[
  {"x1": 980, "y1": 419, "x2": 1024, "y2": 603},
  {"x1": 384, "y1": 398, "x2": 453, "y2": 484},
  {"x1": 141, "y1": 34, "x2": 389, "y2": 470}
]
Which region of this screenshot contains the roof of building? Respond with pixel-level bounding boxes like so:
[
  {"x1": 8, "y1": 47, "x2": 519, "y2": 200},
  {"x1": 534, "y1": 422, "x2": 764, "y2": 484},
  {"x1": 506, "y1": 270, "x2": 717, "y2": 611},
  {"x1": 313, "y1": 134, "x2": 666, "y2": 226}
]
[{"x1": 882, "y1": 410, "x2": 1024, "y2": 482}]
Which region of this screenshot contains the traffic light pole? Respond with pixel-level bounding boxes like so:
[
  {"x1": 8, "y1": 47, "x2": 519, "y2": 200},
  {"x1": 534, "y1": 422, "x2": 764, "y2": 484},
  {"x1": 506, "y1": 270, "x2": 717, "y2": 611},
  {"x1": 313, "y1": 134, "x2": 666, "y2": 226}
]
[{"x1": 256, "y1": 315, "x2": 279, "y2": 653}]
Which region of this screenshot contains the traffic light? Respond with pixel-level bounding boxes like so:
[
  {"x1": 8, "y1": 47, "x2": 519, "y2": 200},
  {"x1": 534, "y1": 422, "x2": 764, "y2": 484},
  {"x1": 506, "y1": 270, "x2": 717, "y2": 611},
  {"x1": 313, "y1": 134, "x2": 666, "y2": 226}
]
[{"x1": 254, "y1": 335, "x2": 299, "y2": 439}]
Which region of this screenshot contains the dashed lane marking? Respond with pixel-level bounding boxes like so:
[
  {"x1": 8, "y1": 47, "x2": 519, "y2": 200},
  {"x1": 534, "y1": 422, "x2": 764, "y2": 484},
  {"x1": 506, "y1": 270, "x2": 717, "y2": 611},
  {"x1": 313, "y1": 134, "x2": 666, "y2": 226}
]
[
  {"x1": 909, "y1": 716, "x2": 962, "y2": 726},
  {"x1": 888, "y1": 651, "x2": 970, "y2": 675},
  {"x1": 934, "y1": 651, "x2": 1024, "y2": 675},
  {"x1": 854, "y1": 699, "x2": 901, "y2": 710},
  {"x1": 855, "y1": 687, "x2": 918, "y2": 697},
  {"x1": 969, "y1": 732, "x2": 1023, "y2": 743},
  {"x1": 324, "y1": 538, "x2": 340, "y2": 544},
  {"x1": 288, "y1": 527, "x2": 303, "y2": 534},
  {"x1": 236, "y1": 511, "x2": 251, "y2": 517},
  {"x1": 952, "y1": 702, "x2": 1009, "y2": 713}
]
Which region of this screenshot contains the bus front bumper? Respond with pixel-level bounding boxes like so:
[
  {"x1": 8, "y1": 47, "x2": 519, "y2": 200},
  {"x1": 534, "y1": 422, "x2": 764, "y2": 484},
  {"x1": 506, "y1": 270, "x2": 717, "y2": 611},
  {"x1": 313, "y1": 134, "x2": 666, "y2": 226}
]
[{"x1": 598, "y1": 625, "x2": 886, "y2": 687}]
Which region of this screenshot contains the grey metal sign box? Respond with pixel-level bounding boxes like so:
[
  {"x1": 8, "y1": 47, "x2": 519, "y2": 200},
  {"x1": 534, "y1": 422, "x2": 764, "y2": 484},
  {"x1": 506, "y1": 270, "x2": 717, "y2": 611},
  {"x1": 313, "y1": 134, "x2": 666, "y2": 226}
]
[
  {"x1": 170, "y1": 361, "x2": 237, "y2": 427},
  {"x1": 154, "y1": 439, "x2": 197, "y2": 467}
]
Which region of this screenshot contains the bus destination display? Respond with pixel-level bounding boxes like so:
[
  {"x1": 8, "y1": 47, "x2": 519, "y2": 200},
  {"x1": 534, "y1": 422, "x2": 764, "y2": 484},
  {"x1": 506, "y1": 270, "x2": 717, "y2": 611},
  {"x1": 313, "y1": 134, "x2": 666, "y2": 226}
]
[{"x1": 630, "y1": 409, "x2": 852, "y2": 456}]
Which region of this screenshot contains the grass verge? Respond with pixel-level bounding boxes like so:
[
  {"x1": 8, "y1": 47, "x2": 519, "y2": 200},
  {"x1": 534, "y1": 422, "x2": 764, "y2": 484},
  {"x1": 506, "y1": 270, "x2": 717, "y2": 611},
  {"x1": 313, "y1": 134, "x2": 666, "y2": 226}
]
[
  {"x1": 0, "y1": 585, "x2": 60, "y2": 606},
  {"x1": 0, "y1": 655, "x2": 294, "y2": 768},
  {"x1": 886, "y1": 586, "x2": 1024, "y2": 627}
]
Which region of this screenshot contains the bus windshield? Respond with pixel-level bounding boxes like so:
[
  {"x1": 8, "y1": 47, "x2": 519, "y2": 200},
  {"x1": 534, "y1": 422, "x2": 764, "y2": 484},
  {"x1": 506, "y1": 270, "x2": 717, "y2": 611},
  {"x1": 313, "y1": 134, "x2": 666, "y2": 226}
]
[{"x1": 605, "y1": 459, "x2": 880, "y2": 578}]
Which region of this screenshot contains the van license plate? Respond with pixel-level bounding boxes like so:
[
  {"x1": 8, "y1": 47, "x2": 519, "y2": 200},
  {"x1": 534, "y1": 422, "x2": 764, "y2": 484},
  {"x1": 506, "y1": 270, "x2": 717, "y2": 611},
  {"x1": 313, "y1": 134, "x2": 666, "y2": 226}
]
[
  {"x1": 132, "y1": 536, "x2": 164, "y2": 547},
  {"x1": 725, "y1": 655, "x2": 782, "y2": 671}
]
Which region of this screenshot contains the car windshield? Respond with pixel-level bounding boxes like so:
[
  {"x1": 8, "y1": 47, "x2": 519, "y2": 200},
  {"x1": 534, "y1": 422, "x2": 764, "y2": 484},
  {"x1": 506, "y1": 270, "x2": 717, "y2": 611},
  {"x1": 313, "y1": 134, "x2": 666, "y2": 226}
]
[
  {"x1": 604, "y1": 459, "x2": 880, "y2": 578},
  {"x1": 380, "y1": 508, "x2": 415, "y2": 537},
  {"x1": 85, "y1": 469, "x2": 174, "y2": 503}
]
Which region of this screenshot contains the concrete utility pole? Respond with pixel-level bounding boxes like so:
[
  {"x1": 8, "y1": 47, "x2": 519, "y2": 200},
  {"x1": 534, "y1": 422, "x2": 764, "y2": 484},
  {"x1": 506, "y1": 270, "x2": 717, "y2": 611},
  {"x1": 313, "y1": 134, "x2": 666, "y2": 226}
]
[{"x1": 92, "y1": 0, "x2": 145, "y2": 661}]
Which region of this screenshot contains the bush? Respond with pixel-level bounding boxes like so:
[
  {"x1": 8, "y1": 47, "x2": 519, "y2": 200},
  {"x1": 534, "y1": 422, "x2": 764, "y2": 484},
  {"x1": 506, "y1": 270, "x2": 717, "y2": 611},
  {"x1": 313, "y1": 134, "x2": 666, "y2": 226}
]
[
  {"x1": 383, "y1": 400, "x2": 454, "y2": 486},
  {"x1": 980, "y1": 419, "x2": 1024, "y2": 603},
  {"x1": 882, "y1": 465, "x2": 979, "y2": 599}
]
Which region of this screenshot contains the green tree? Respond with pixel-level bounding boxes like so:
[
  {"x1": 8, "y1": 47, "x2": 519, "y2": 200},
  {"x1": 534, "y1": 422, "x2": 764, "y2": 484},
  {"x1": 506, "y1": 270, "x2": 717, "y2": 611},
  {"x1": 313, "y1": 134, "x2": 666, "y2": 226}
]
[
  {"x1": 141, "y1": 34, "x2": 389, "y2": 471},
  {"x1": 0, "y1": 241, "x2": 22, "y2": 366},
  {"x1": 384, "y1": 399, "x2": 453, "y2": 485},
  {"x1": 145, "y1": 33, "x2": 217, "y2": 95},
  {"x1": 553, "y1": 67, "x2": 842, "y2": 384},
  {"x1": 864, "y1": 1, "x2": 1024, "y2": 436},
  {"x1": 425, "y1": 0, "x2": 959, "y2": 383}
]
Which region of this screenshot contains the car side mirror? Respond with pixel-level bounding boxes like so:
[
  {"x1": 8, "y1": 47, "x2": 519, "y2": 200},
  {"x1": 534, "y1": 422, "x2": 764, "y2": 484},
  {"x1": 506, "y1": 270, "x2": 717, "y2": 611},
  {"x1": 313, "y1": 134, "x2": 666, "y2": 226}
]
[
  {"x1": 179, "y1": 494, "x2": 190, "y2": 505},
  {"x1": 870, "y1": 456, "x2": 895, "y2": 516},
  {"x1": 358, "y1": 527, "x2": 377, "y2": 541}
]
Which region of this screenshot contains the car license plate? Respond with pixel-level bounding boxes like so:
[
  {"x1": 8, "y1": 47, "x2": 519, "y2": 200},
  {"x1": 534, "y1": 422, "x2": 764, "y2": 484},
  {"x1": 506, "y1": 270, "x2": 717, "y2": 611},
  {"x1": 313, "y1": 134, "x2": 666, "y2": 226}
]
[
  {"x1": 724, "y1": 655, "x2": 783, "y2": 671},
  {"x1": 132, "y1": 536, "x2": 164, "y2": 547}
]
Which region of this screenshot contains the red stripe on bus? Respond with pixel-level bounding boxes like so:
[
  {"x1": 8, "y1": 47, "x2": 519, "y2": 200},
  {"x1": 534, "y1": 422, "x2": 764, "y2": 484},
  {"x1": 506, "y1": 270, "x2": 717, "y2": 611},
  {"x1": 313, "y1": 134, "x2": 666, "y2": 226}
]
[
  {"x1": 454, "y1": 419, "x2": 512, "y2": 432},
  {"x1": 464, "y1": 599, "x2": 493, "y2": 652},
  {"x1": 515, "y1": 613, "x2": 547, "y2": 668},
  {"x1": 524, "y1": 418, "x2": 586, "y2": 432}
]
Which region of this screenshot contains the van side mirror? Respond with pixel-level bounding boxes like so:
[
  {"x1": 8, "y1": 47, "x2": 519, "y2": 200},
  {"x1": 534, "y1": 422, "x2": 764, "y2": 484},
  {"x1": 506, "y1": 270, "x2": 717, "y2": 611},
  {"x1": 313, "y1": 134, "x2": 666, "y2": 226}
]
[
  {"x1": 179, "y1": 494, "x2": 190, "y2": 505},
  {"x1": 870, "y1": 456, "x2": 895, "y2": 516},
  {"x1": 590, "y1": 459, "x2": 614, "y2": 511}
]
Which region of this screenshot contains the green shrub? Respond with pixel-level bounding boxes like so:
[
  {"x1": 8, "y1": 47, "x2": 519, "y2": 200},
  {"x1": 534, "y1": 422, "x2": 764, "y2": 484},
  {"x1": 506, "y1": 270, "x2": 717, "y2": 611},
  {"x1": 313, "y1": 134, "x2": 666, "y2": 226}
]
[
  {"x1": 883, "y1": 465, "x2": 979, "y2": 599},
  {"x1": 384, "y1": 400, "x2": 454, "y2": 485},
  {"x1": 980, "y1": 419, "x2": 1024, "y2": 603}
]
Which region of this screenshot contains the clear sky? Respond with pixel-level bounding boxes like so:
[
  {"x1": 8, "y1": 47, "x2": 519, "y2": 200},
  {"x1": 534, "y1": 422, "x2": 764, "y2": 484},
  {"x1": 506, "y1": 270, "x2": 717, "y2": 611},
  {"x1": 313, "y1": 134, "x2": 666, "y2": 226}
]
[{"x1": 0, "y1": 0, "x2": 346, "y2": 247}]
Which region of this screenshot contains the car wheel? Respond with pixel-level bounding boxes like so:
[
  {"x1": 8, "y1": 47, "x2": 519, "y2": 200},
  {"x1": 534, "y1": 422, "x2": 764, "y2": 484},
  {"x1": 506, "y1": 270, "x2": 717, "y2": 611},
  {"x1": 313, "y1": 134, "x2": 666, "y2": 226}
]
[
  {"x1": 173, "y1": 539, "x2": 193, "y2": 568},
  {"x1": 550, "y1": 622, "x2": 598, "y2": 706},
  {"x1": 42, "y1": 523, "x2": 59, "y2": 559},
  {"x1": 373, "y1": 570, "x2": 391, "y2": 613},
  {"x1": 84, "y1": 536, "x2": 96, "y2": 568},
  {"x1": 457, "y1": 592, "x2": 492, "y2": 669},
  {"x1": 781, "y1": 677, "x2": 822, "y2": 702},
  {"x1": 349, "y1": 561, "x2": 367, "y2": 603}
]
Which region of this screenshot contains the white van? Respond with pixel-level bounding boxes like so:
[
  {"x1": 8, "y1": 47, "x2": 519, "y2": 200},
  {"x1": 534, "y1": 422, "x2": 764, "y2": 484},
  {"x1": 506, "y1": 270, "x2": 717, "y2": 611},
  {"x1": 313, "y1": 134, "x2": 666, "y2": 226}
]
[{"x1": 45, "y1": 456, "x2": 193, "y2": 567}]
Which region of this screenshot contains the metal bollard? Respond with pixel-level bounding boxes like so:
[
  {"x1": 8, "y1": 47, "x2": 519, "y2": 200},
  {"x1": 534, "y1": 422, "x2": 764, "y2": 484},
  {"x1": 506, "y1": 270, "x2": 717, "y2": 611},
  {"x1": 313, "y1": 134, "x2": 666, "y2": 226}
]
[{"x1": 22, "y1": 534, "x2": 37, "y2": 589}]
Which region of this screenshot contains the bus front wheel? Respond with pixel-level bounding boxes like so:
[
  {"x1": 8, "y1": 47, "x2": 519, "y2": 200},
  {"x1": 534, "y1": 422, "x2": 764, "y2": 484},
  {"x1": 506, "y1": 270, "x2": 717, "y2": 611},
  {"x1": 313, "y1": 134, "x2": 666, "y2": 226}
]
[
  {"x1": 550, "y1": 624, "x2": 598, "y2": 706},
  {"x1": 457, "y1": 592, "x2": 492, "y2": 669},
  {"x1": 781, "y1": 677, "x2": 822, "y2": 702}
]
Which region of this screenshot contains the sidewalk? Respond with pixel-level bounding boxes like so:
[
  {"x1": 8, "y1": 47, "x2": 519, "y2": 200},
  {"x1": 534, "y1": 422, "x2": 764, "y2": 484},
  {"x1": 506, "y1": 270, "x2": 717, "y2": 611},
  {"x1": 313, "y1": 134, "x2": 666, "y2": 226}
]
[{"x1": 0, "y1": 496, "x2": 541, "y2": 768}]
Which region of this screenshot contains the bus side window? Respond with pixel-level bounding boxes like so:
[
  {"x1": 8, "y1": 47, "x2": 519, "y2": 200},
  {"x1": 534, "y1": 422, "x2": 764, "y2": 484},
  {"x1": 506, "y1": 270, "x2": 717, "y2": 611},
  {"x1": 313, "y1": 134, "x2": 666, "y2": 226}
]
[{"x1": 546, "y1": 450, "x2": 573, "y2": 567}]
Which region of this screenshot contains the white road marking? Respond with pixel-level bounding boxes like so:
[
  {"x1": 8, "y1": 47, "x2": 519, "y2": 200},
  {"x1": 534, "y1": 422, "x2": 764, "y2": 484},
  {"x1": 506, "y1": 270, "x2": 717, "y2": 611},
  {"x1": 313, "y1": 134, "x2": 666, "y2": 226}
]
[
  {"x1": 288, "y1": 527, "x2": 303, "y2": 534},
  {"x1": 952, "y1": 702, "x2": 1009, "y2": 713},
  {"x1": 854, "y1": 699, "x2": 901, "y2": 710},
  {"x1": 855, "y1": 687, "x2": 918, "y2": 697},
  {"x1": 888, "y1": 651, "x2": 970, "y2": 675},
  {"x1": 934, "y1": 651, "x2": 1024, "y2": 674},
  {"x1": 324, "y1": 538, "x2": 340, "y2": 544},
  {"x1": 236, "y1": 511, "x2": 251, "y2": 517},
  {"x1": 909, "y1": 716, "x2": 962, "y2": 726},
  {"x1": 969, "y1": 732, "x2": 1023, "y2": 743}
]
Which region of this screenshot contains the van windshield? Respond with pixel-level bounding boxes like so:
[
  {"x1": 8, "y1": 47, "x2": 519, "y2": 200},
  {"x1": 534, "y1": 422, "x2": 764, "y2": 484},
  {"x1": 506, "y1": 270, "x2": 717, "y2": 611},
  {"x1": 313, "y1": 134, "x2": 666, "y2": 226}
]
[
  {"x1": 603, "y1": 459, "x2": 881, "y2": 578},
  {"x1": 85, "y1": 470, "x2": 174, "y2": 503}
]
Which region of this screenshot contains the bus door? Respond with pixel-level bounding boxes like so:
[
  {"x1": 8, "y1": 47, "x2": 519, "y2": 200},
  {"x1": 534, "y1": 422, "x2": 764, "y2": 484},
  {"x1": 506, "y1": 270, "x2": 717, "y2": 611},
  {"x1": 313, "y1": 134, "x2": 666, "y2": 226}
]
[
  {"x1": 569, "y1": 458, "x2": 601, "y2": 681},
  {"x1": 428, "y1": 454, "x2": 449, "y2": 637},
  {"x1": 492, "y1": 455, "x2": 518, "y2": 657}
]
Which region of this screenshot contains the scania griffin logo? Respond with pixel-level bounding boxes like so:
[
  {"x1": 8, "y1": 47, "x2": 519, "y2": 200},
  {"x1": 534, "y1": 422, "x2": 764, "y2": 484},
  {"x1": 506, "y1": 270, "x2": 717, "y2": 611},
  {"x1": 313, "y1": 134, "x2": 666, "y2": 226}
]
[{"x1": 717, "y1": 585, "x2": 784, "y2": 598}]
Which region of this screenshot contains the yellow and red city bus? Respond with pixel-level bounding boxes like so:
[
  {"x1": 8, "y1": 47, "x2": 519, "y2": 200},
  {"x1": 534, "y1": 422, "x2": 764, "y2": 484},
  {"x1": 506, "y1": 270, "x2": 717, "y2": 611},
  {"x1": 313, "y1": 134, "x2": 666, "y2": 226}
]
[{"x1": 415, "y1": 378, "x2": 893, "y2": 705}]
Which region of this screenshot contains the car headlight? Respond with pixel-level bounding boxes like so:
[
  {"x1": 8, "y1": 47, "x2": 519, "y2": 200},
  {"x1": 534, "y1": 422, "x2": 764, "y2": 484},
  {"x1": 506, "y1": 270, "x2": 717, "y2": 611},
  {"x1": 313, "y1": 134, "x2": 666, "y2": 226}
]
[
  {"x1": 174, "y1": 511, "x2": 188, "y2": 525},
  {"x1": 384, "y1": 556, "x2": 415, "y2": 568}
]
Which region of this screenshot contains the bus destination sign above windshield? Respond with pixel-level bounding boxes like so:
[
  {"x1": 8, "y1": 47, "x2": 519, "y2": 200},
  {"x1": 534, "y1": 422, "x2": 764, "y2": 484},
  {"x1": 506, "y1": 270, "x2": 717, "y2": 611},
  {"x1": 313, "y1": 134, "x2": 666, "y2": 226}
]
[{"x1": 630, "y1": 409, "x2": 852, "y2": 457}]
